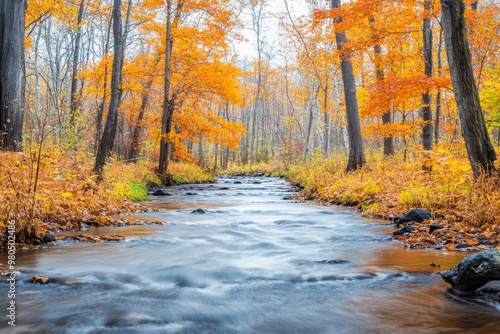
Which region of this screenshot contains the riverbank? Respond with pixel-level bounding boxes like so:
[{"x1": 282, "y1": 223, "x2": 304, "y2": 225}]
[
  {"x1": 2, "y1": 175, "x2": 498, "y2": 333},
  {"x1": 223, "y1": 149, "x2": 500, "y2": 251},
  {"x1": 0, "y1": 151, "x2": 215, "y2": 248}
]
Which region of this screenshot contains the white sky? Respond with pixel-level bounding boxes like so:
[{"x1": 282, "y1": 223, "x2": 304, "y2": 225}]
[{"x1": 234, "y1": 0, "x2": 314, "y2": 60}]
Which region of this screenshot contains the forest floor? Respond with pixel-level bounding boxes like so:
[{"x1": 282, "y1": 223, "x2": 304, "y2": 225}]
[
  {"x1": 223, "y1": 144, "x2": 500, "y2": 252},
  {"x1": 0, "y1": 149, "x2": 215, "y2": 249}
]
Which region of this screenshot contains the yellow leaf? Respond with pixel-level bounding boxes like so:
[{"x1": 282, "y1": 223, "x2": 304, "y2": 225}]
[
  {"x1": 454, "y1": 223, "x2": 463, "y2": 230},
  {"x1": 424, "y1": 159, "x2": 435, "y2": 168},
  {"x1": 448, "y1": 246, "x2": 455, "y2": 251},
  {"x1": 35, "y1": 194, "x2": 48, "y2": 201},
  {"x1": 62, "y1": 192, "x2": 74, "y2": 198}
]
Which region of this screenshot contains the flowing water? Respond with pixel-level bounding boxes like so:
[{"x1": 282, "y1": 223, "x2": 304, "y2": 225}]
[{"x1": 1, "y1": 176, "x2": 500, "y2": 334}]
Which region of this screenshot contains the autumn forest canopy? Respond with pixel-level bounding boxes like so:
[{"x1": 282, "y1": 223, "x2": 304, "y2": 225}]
[{"x1": 0, "y1": 0, "x2": 498, "y2": 173}]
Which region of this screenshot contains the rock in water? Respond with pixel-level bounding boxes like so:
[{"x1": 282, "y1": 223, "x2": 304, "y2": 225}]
[
  {"x1": 151, "y1": 189, "x2": 172, "y2": 196},
  {"x1": 393, "y1": 225, "x2": 416, "y2": 236},
  {"x1": 42, "y1": 233, "x2": 55, "y2": 243},
  {"x1": 476, "y1": 280, "x2": 500, "y2": 296},
  {"x1": 191, "y1": 208, "x2": 208, "y2": 214},
  {"x1": 394, "y1": 209, "x2": 444, "y2": 225},
  {"x1": 441, "y1": 249, "x2": 500, "y2": 291},
  {"x1": 31, "y1": 275, "x2": 49, "y2": 284}
]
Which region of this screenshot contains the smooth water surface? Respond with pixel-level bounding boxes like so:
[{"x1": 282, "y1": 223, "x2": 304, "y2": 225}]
[{"x1": 1, "y1": 177, "x2": 499, "y2": 333}]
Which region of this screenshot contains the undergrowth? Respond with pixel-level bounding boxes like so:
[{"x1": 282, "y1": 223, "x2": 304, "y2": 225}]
[
  {"x1": 221, "y1": 159, "x2": 288, "y2": 177},
  {"x1": 284, "y1": 144, "x2": 500, "y2": 235},
  {"x1": 0, "y1": 147, "x2": 214, "y2": 247}
]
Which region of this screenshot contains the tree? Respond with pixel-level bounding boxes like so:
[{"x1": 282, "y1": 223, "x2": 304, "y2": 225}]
[
  {"x1": 0, "y1": 0, "x2": 26, "y2": 151},
  {"x1": 370, "y1": 17, "x2": 394, "y2": 156},
  {"x1": 331, "y1": 0, "x2": 366, "y2": 172},
  {"x1": 421, "y1": 0, "x2": 433, "y2": 151},
  {"x1": 439, "y1": 0, "x2": 496, "y2": 178},
  {"x1": 69, "y1": 0, "x2": 85, "y2": 140},
  {"x1": 94, "y1": 0, "x2": 124, "y2": 175},
  {"x1": 159, "y1": 0, "x2": 184, "y2": 176}
]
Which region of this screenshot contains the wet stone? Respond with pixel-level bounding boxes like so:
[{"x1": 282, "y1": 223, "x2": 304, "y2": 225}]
[
  {"x1": 476, "y1": 280, "x2": 500, "y2": 296},
  {"x1": 31, "y1": 275, "x2": 49, "y2": 284},
  {"x1": 151, "y1": 189, "x2": 172, "y2": 196},
  {"x1": 394, "y1": 209, "x2": 444, "y2": 225},
  {"x1": 429, "y1": 224, "x2": 444, "y2": 233},
  {"x1": 191, "y1": 208, "x2": 208, "y2": 214},
  {"x1": 441, "y1": 249, "x2": 500, "y2": 291},
  {"x1": 393, "y1": 225, "x2": 416, "y2": 236}
]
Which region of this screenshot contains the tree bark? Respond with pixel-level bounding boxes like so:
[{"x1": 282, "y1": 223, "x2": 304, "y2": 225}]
[
  {"x1": 331, "y1": 0, "x2": 366, "y2": 172},
  {"x1": 127, "y1": 78, "x2": 154, "y2": 161},
  {"x1": 69, "y1": 0, "x2": 85, "y2": 137},
  {"x1": 94, "y1": 13, "x2": 112, "y2": 155},
  {"x1": 159, "y1": 0, "x2": 183, "y2": 175},
  {"x1": 440, "y1": 0, "x2": 496, "y2": 178},
  {"x1": 421, "y1": 0, "x2": 433, "y2": 150},
  {"x1": 0, "y1": 0, "x2": 26, "y2": 151},
  {"x1": 94, "y1": 0, "x2": 124, "y2": 175},
  {"x1": 370, "y1": 18, "x2": 394, "y2": 156},
  {"x1": 435, "y1": 28, "x2": 443, "y2": 144}
]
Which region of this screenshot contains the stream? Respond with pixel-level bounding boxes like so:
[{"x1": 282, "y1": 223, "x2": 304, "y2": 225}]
[{"x1": 1, "y1": 176, "x2": 500, "y2": 333}]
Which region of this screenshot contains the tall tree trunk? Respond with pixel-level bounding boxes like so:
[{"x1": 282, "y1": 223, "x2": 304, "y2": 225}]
[
  {"x1": 435, "y1": 28, "x2": 443, "y2": 144},
  {"x1": 94, "y1": 13, "x2": 112, "y2": 155},
  {"x1": 0, "y1": 0, "x2": 26, "y2": 152},
  {"x1": 439, "y1": 0, "x2": 496, "y2": 178},
  {"x1": 304, "y1": 83, "x2": 316, "y2": 159},
  {"x1": 69, "y1": 0, "x2": 85, "y2": 137},
  {"x1": 159, "y1": 0, "x2": 174, "y2": 174},
  {"x1": 371, "y1": 18, "x2": 394, "y2": 156},
  {"x1": 118, "y1": 0, "x2": 132, "y2": 104},
  {"x1": 159, "y1": 0, "x2": 184, "y2": 175},
  {"x1": 421, "y1": 0, "x2": 433, "y2": 150},
  {"x1": 331, "y1": 0, "x2": 366, "y2": 172},
  {"x1": 94, "y1": 0, "x2": 124, "y2": 175},
  {"x1": 128, "y1": 76, "x2": 155, "y2": 161}
]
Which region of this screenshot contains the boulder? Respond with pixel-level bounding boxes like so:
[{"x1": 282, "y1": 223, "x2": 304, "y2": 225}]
[
  {"x1": 42, "y1": 233, "x2": 55, "y2": 243},
  {"x1": 191, "y1": 208, "x2": 208, "y2": 214},
  {"x1": 151, "y1": 189, "x2": 172, "y2": 196},
  {"x1": 394, "y1": 209, "x2": 444, "y2": 226},
  {"x1": 282, "y1": 196, "x2": 293, "y2": 200},
  {"x1": 234, "y1": 181, "x2": 242, "y2": 184},
  {"x1": 255, "y1": 172, "x2": 264, "y2": 177},
  {"x1": 429, "y1": 224, "x2": 444, "y2": 233},
  {"x1": 478, "y1": 239, "x2": 493, "y2": 246},
  {"x1": 31, "y1": 275, "x2": 49, "y2": 284},
  {"x1": 441, "y1": 249, "x2": 500, "y2": 291},
  {"x1": 185, "y1": 192, "x2": 198, "y2": 196},
  {"x1": 393, "y1": 225, "x2": 416, "y2": 236},
  {"x1": 476, "y1": 280, "x2": 500, "y2": 296}
]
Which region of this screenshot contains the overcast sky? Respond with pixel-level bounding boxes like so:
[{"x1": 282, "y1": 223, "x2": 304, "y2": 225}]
[{"x1": 234, "y1": 0, "x2": 314, "y2": 61}]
